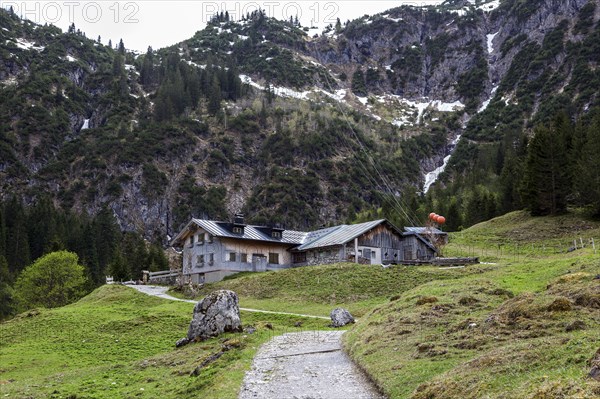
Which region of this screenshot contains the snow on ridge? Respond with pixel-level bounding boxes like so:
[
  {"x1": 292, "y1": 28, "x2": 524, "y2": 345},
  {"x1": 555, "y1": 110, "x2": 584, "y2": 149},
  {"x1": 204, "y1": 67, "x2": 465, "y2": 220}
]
[
  {"x1": 487, "y1": 31, "x2": 499, "y2": 54},
  {"x1": 66, "y1": 55, "x2": 78, "y2": 62},
  {"x1": 478, "y1": 0, "x2": 501, "y2": 12},
  {"x1": 239, "y1": 74, "x2": 347, "y2": 103},
  {"x1": 14, "y1": 38, "x2": 44, "y2": 51},
  {"x1": 81, "y1": 119, "x2": 89, "y2": 130}
]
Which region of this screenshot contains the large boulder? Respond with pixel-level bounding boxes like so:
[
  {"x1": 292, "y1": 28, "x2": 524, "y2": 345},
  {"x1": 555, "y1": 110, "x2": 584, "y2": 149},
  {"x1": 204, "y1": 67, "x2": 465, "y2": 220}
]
[
  {"x1": 330, "y1": 307, "x2": 355, "y2": 328},
  {"x1": 187, "y1": 290, "x2": 242, "y2": 341}
]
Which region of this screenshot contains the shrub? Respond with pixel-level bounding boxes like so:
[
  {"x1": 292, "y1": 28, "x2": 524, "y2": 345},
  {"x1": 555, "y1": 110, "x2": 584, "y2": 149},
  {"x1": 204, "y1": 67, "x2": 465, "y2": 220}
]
[{"x1": 15, "y1": 251, "x2": 87, "y2": 310}]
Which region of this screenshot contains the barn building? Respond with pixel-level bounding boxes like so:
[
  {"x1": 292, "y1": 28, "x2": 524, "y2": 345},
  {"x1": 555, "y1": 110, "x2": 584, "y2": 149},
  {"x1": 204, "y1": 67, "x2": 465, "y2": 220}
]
[{"x1": 171, "y1": 215, "x2": 439, "y2": 283}]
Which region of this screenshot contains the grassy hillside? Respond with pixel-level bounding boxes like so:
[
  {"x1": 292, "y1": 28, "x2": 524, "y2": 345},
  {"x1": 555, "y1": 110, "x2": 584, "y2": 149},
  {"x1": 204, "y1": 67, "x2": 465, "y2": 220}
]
[
  {"x1": 2, "y1": 211, "x2": 599, "y2": 398},
  {"x1": 0, "y1": 285, "x2": 331, "y2": 398},
  {"x1": 172, "y1": 263, "x2": 478, "y2": 318},
  {"x1": 344, "y1": 211, "x2": 600, "y2": 398}
]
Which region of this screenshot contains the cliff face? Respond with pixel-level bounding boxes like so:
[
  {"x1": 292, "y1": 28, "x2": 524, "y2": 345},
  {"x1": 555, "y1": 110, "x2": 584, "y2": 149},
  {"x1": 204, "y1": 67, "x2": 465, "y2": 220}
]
[{"x1": 0, "y1": 0, "x2": 598, "y2": 239}]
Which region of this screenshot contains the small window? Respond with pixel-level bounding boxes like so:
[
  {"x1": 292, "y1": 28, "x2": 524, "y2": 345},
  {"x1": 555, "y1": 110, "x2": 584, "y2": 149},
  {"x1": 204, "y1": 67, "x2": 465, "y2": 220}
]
[
  {"x1": 268, "y1": 252, "x2": 279, "y2": 264},
  {"x1": 241, "y1": 253, "x2": 248, "y2": 263},
  {"x1": 197, "y1": 255, "x2": 204, "y2": 267},
  {"x1": 272, "y1": 231, "x2": 281, "y2": 238},
  {"x1": 228, "y1": 252, "x2": 236, "y2": 262},
  {"x1": 208, "y1": 253, "x2": 214, "y2": 265},
  {"x1": 371, "y1": 251, "x2": 376, "y2": 259},
  {"x1": 197, "y1": 233, "x2": 204, "y2": 245},
  {"x1": 189, "y1": 234, "x2": 195, "y2": 246},
  {"x1": 233, "y1": 227, "x2": 243, "y2": 234},
  {"x1": 207, "y1": 234, "x2": 213, "y2": 243},
  {"x1": 293, "y1": 252, "x2": 306, "y2": 264}
]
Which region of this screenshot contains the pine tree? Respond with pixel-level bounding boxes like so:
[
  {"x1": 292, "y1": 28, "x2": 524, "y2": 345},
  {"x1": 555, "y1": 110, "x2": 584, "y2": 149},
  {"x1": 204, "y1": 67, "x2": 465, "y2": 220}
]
[
  {"x1": 140, "y1": 46, "x2": 155, "y2": 87},
  {"x1": 108, "y1": 248, "x2": 129, "y2": 282},
  {"x1": 574, "y1": 113, "x2": 600, "y2": 215},
  {"x1": 207, "y1": 75, "x2": 222, "y2": 115},
  {"x1": 523, "y1": 123, "x2": 570, "y2": 215},
  {"x1": 351, "y1": 69, "x2": 367, "y2": 97},
  {"x1": 4, "y1": 197, "x2": 30, "y2": 274},
  {"x1": 0, "y1": 255, "x2": 15, "y2": 320},
  {"x1": 118, "y1": 38, "x2": 125, "y2": 55},
  {"x1": 0, "y1": 204, "x2": 6, "y2": 260}
]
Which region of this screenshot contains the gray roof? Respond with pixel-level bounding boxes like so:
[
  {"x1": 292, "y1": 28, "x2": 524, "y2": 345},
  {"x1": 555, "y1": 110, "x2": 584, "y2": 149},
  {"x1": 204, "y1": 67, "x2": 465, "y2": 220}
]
[
  {"x1": 171, "y1": 218, "x2": 438, "y2": 254},
  {"x1": 171, "y1": 219, "x2": 307, "y2": 246},
  {"x1": 404, "y1": 227, "x2": 447, "y2": 235},
  {"x1": 294, "y1": 219, "x2": 390, "y2": 251}
]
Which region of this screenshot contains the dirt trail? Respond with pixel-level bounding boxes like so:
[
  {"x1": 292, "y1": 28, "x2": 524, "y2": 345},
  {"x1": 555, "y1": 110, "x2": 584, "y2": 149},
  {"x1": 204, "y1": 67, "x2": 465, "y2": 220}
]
[{"x1": 238, "y1": 331, "x2": 384, "y2": 399}]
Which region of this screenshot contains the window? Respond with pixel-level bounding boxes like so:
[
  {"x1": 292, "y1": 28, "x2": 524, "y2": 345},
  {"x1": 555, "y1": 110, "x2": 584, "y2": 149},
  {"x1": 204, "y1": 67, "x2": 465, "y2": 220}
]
[
  {"x1": 233, "y1": 226, "x2": 243, "y2": 234},
  {"x1": 189, "y1": 234, "x2": 195, "y2": 246},
  {"x1": 197, "y1": 233, "x2": 204, "y2": 245},
  {"x1": 208, "y1": 253, "x2": 214, "y2": 265},
  {"x1": 268, "y1": 253, "x2": 279, "y2": 264},
  {"x1": 241, "y1": 253, "x2": 248, "y2": 263},
  {"x1": 196, "y1": 255, "x2": 204, "y2": 267},
  {"x1": 228, "y1": 252, "x2": 236, "y2": 262},
  {"x1": 271, "y1": 231, "x2": 281, "y2": 239},
  {"x1": 293, "y1": 252, "x2": 306, "y2": 263},
  {"x1": 207, "y1": 234, "x2": 213, "y2": 243}
]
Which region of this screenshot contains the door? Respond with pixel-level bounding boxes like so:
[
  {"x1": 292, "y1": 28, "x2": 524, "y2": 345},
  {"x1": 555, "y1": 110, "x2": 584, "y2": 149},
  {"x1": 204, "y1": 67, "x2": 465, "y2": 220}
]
[{"x1": 252, "y1": 255, "x2": 267, "y2": 272}]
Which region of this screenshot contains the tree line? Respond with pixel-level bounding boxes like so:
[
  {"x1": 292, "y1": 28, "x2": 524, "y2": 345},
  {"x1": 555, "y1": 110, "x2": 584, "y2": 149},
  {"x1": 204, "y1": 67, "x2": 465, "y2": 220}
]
[{"x1": 0, "y1": 197, "x2": 168, "y2": 320}]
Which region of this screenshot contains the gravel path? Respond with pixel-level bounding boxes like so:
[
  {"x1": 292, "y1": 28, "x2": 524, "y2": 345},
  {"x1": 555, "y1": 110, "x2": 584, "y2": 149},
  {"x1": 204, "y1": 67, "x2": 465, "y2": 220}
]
[
  {"x1": 127, "y1": 285, "x2": 381, "y2": 398},
  {"x1": 127, "y1": 285, "x2": 330, "y2": 319},
  {"x1": 238, "y1": 331, "x2": 384, "y2": 399}
]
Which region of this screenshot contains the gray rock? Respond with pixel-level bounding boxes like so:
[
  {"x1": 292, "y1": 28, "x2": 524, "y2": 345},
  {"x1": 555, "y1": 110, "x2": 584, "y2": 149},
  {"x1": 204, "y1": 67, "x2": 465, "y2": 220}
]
[
  {"x1": 187, "y1": 290, "x2": 242, "y2": 341},
  {"x1": 589, "y1": 349, "x2": 600, "y2": 381},
  {"x1": 176, "y1": 337, "x2": 190, "y2": 347},
  {"x1": 330, "y1": 308, "x2": 355, "y2": 328}
]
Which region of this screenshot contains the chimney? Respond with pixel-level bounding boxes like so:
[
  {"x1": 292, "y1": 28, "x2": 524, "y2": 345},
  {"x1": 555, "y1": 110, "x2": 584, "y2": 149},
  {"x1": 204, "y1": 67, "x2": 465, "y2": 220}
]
[{"x1": 233, "y1": 213, "x2": 245, "y2": 226}]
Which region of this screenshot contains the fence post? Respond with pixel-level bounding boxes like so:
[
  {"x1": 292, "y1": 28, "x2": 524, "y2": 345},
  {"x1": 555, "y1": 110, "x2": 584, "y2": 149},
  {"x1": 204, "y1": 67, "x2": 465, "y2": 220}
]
[{"x1": 592, "y1": 238, "x2": 596, "y2": 255}]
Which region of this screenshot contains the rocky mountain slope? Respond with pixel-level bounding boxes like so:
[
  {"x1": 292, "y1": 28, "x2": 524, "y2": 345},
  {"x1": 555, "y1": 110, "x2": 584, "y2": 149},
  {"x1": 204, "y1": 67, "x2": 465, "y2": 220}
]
[{"x1": 0, "y1": 0, "x2": 598, "y2": 241}]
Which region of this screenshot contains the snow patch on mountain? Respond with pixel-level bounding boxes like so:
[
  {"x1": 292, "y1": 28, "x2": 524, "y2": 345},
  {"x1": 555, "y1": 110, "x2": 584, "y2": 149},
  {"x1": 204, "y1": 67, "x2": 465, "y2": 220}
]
[
  {"x1": 14, "y1": 38, "x2": 44, "y2": 51},
  {"x1": 423, "y1": 135, "x2": 462, "y2": 193},
  {"x1": 487, "y1": 32, "x2": 499, "y2": 54}
]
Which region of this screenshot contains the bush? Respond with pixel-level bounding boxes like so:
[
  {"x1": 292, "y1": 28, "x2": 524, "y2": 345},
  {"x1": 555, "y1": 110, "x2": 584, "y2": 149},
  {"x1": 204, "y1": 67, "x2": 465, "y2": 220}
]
[{"x1": 15, "y1": 251, "x2": 88, "y2": 310}]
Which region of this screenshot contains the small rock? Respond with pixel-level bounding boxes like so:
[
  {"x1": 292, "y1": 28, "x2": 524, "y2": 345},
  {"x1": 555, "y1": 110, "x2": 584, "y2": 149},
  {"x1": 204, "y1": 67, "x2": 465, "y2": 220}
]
[
  {"x1": 565, "y1": 320, "x2": 586, "y2": 332},
  {"x1": 294, "y1": 321, "x2": 303, "y2": 327},
  {"x1": 594, "y1": 275, "x2": 600, "y2": 280},
  {"x1": 589, "y1": 348, "x2": 600, "y2": 381},
  {"x1": 176, "y1": 337, "x2": 190, "y2": 348},
  {"x1": 244, "y1": 326, "x2": 257, "y2": 334},
  {"x1": 330, "y1": 308, "x2": 355, "y2": 327},
  {"x1": 264, "y1": 322, "x2": 273, "y2": 330}
]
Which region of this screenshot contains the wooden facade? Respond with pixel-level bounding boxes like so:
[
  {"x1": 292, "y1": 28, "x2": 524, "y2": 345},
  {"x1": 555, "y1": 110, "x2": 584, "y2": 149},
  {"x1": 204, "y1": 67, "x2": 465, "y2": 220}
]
[
  {"x1": 180, "y1": 229, "x2": 294, "y2": 283},
  {"x1": 172, "y1": 218, "x2": 439, "y2": 283}
]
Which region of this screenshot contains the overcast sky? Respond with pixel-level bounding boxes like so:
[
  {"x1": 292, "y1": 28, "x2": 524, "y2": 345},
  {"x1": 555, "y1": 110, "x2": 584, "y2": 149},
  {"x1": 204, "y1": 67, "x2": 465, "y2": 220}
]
[{"x1": 2, "y1": 1, "x2": 446, "y2": 51}]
